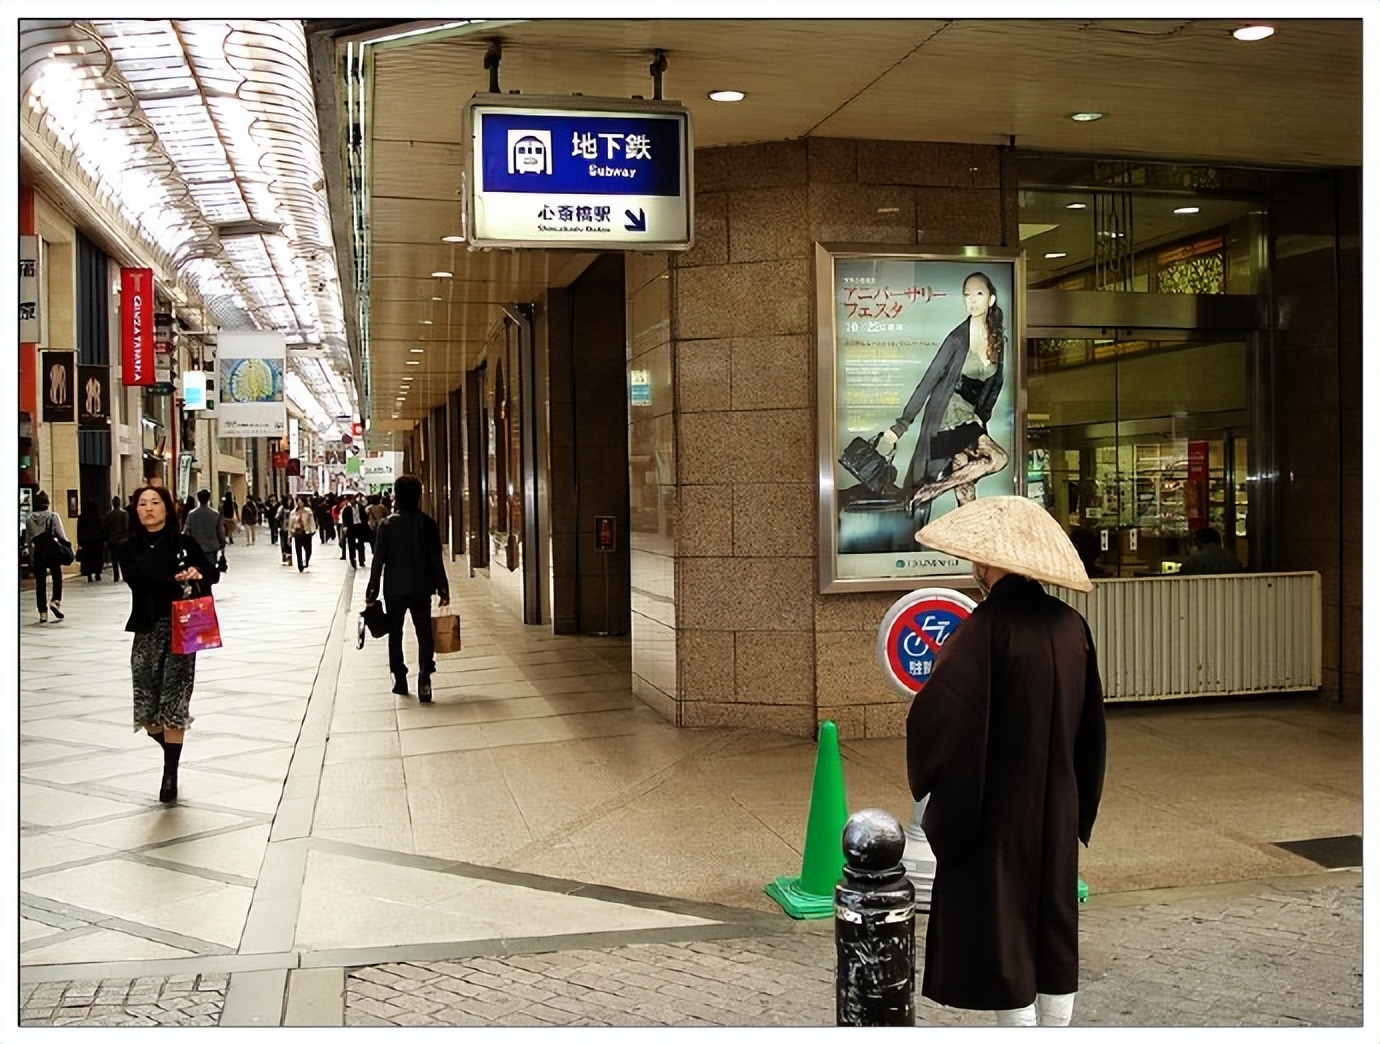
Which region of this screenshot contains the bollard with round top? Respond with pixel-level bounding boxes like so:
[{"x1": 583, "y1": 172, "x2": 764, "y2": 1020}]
[{"x1": 834, "y1": 808, "x2": 915, "y2": 1026}]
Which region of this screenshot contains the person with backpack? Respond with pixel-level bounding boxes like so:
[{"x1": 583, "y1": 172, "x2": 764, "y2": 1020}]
[{"x1": 24, "y1": 490, "x2": 72, "y2": 623}]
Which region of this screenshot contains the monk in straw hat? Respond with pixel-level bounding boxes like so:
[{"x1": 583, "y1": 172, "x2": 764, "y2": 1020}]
[{"x1": 906, "y1": 496, "x2": 1105, "y2": 1027}]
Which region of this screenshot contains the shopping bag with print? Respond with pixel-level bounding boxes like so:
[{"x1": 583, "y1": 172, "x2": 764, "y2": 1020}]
[{"x1": 171, "y1": 594, "x2": 223, "y2": 654}]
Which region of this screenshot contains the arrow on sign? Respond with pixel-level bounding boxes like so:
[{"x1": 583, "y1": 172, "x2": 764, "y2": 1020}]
[{"x1": 623, "y1": 208, "x2": 647, "y2": 232}]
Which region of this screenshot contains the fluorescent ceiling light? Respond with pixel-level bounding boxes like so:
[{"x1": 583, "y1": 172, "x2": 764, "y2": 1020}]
[
  {"x1": 431, "y1": 271, "x2": 452, "y2": 278},
  {"x1": 419, "y1": 320, "x2": 433, "y2": 325},
  {"x1": 708, "y1": 90, "x2": 744, "y2": 102},
  {"x1": 1173, "y1": 206, "x2": 1201, "y2": 215},
  {"x1": 1066, "y1": 202, "x2": 1088, "y2": 210},
  {"x1": 406, "y1": 360, "x2": 421, "y2": 366},
  {"x1": 1069, "y1": 112, "x2": 1104, "y2": 122},
  {"x1": 1044, "y1": 252, "x2": 1068, "y2": 259},
  {"x1": 1233, "y1": 25, "x2": 1274, "y2": 42},
  {"x1": 431, "y1": 294, "x2": 443, "y2": 301},
  {"x1": 409, "y1": 348, "x2": 425, "y2": 353},
  {"x1": 441, "y1": 235, "x2": 464, "y2": 243}
]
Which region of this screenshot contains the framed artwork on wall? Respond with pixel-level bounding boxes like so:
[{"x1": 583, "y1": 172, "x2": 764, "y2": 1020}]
[{"x1": 816, "y1": 243, "x2": 1026, "y2": 593}]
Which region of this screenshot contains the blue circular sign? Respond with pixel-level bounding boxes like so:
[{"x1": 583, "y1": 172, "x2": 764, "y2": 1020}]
[{"x1": 875, "y1": 588, "x2": 977, "y2": 697}]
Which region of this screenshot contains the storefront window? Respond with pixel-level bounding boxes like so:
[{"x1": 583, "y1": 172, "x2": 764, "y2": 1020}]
[{"x1": 1027, "y1": 335, "x2": 1251, "y2": 577}]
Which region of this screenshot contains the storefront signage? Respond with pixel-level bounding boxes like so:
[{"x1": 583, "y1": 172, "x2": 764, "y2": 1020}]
[
  {"x1": 875, "y1": 588, "x2": 977, "y2": 697},
  {"x1": 182, "y1": 370, "x2": 207, "y2": 410},
  {"x1": 20, "y1": 235, "x2": 40, "y2": 343},
  {"x1": 1186, "y1": 440, "x2": 1209, "y2": 532},
  {"x1": 816, "y1": 244, "x2": 1024, "y2": 593},
  {"x1": 594, "y1": 515, "x2": 617, "y2": 552},
  {"x1": 77, "y1": 365, "x2": 110, "y2": 429},
  {"x1": 120, "y1": 267, "x2": 155, "y2": 386},
  {"x1": 41, "y1": 351, "x2": 76, "y2": 423},
  {"x1": 464, "y1": 93, "x2": 692, "y2": 250},
  {"x1": 360, "y1": 452, "x2": 402, "y2": 486}
]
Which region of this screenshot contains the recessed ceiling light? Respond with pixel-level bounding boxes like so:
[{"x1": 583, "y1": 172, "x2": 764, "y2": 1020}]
[
  {"x1": 406, "y1": 360, "x2": 421, "y2": 365},
  {"x1": 431, "y1": 271, "x2": 452, "y2": 279},
  {"x1": 1044, "y1": 252, "x2": 1068, "y2": 259},
  {"x1": 431, "y1": 294, "x2": 443, "y2": 301},
  {"x1": 409, "y1": 348, "x2": 425, "y2": 353},
  {"x1": 708, "y1": 90, "x2": 744, "y2": 102},
  {"x1": 419, "y1": 319, "x2": 432, "y2": 325},
  {"x1": 1065, "y1": 202, "x2": 1088, "y2": 210},
  {"x1": 877, "y1": 206, "x2": 901, "y2": 214},
  {"x1": 1173, "y1": 206, "x2": 1201, "y2": 215},
  {"x1": 441, "y1": 235, "x2": 464, "y2": 243},
  {"x1": 1233, "y1": 25, "x2": 1274, "y2": 42},
  {"x1": 1069, "y1": 112, "x2": 1105, "y2": 123}
]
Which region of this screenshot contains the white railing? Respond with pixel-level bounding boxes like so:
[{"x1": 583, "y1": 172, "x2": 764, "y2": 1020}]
[{"x1": 1053, "y1": 573, "x2": 1321, "y2": 702}]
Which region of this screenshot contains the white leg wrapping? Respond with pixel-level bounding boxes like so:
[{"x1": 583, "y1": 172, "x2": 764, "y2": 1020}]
[
  {"x1": 1036, "y1": 992, "x2": 1077, "y2": 1026},
  {"x1": 994, "y1": 1003, "x2": 1038, "y2": 1026}
]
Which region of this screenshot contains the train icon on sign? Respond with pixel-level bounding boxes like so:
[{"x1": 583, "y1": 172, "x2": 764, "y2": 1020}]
[{"x1": 508, "y1": 130, "x2": 552, "y2": 174}]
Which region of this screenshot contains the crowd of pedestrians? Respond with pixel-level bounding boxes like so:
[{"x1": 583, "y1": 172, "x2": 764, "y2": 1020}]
[{"x1": 24, "y1": 476, "x2": 452, "y2": 800}]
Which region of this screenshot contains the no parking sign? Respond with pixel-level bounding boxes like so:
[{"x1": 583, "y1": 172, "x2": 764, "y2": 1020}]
[{"x1": 875, "y1": 588, "x2": 978, "y2": 697}]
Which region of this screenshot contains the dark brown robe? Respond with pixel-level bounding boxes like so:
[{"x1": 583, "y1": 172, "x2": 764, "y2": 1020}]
[{"x1": 906, "y1": 573, "x2": 1106, "y2": 1010}]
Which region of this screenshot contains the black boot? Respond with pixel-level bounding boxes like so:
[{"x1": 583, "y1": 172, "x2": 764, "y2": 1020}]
[
  {"x1": 391, "y1": 673, "x2": 409, "y2": 697},
  {"x1": 160, "y1": 741, "x2": 183, "y2": 803},
  {"x1": 418, "y1": 673, "x2": 432, "y2": 703}
]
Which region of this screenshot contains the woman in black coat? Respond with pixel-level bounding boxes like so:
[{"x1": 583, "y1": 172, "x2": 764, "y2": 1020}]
[
  {"x1": 76, "y1": 498, "x2": 106, "y2": 581},
  {"x1": 118, "y1": 485, "x2": 213, "y2": 803}
]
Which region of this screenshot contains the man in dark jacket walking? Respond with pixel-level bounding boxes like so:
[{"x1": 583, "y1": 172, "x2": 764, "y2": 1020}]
[
  {"x1": 104, "y1": 495, "x2": 130, "y2": 582},
  {"x1": 364, "y1": 474, "x2": 449, "y2": 701},
  {"x1": 906, "y1": 496, "x2": 1105, "y2": 1027}
]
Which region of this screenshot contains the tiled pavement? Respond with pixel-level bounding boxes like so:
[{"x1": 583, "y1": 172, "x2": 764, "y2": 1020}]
[{"x1": 12, "y1": 527, "x2": 1370, "y2": 1034}]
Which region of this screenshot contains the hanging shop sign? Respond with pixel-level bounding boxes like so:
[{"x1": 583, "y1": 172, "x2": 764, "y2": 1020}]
[
  {"x1": 816, "y1": 244, "x2": 1024, "y2": 593},
  {"x1": 216, "y1": 330, "x2": 287, "y2": 437},
  {"x1": 20, "y1": 235, "x2": 40, "y2": 343},
  {"x1": 182, "y1": 370, "x2": 207, "y2": 410},
  {"x1": 41, "y1": 351, "x2": 76, "y2": 423},
  {"x1": 120, "y1": 268, "x2": 156, "y2": 386},
  {"x1": 464, "y1": 93, "x2": 692, "y2": 250},
  {"x1": 360, "y1": 452, "x2": 402, "y2": 486},
  {"x1": 78, "y1": 365, "x2": 110, "y2": 429}
]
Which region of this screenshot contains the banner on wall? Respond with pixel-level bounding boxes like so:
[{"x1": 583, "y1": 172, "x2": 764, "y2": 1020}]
[
  {"x1": 120, "y1": 268, "x2": 155, "y2": 386},
  {"x1": 815, "y1": 244, "x2": 1024, "y2": 593},
  {"x1": 215, "y1": 331, "x2": 286, "y2": 437},
  {"x1": 41, "y1": 351, "x2": 77, "y2": 423},
  {"x1": 360, "y1": 452, "x2": 402, "y2": 486},
  {"x1": 78, "y1": 365, "x2": 110, "y2": 429},
  {"x1": 20, "y1": 235, "x2": 40, "y2": 343}
]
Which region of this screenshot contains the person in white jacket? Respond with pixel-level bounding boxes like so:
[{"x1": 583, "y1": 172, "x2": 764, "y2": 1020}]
[{"x1": 287, "y1": 496, "x2": 318, "y2": 572}]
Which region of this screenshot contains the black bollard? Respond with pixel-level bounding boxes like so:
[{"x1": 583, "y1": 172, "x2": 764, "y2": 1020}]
[{"x1": 835, "y1": 808, "x2": 915, "y2": 1026}]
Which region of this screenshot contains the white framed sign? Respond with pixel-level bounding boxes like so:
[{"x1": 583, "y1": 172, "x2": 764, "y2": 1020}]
[{"x1": 463, "y1": 93, "x2": 692, "y2": 250}]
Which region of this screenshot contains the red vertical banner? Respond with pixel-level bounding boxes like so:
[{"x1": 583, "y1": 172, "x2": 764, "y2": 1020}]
[
  {"x1": 121, "y1": 267, "x2": 155, "y2": 386},
  {"x1": 1186, "y1": 440, "x2": 1209, "y2": 532}
]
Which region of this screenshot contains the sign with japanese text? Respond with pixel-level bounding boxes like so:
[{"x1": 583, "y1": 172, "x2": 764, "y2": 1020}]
[
  {"x1": 1186, "y1": 439, "x2": 1209, "y2": 532},
  {"x1": 464, "y1": 94, "x2": 692, "y2": 250},
  {"x1": 816, "y1": 245, "x2": 1023, "y2": 593},
  {"x1": 20, "y1": 235, "x2": 40, "y2": 343},
  {"x1": 360, "y1": 452, "x2": 402, "y2": 486},
  {"x1": 594, "y1": 515, "x2": 617, "y2": 552},
  {"x1": 875, "y1": 588, "x2": 977, "y2": 697},
  {"x1": 78, "y1": 365, "x2": 110, "y2": 429},
  {"x1": 41, "y1": 352, "x2": 76, "y2": 423},
  {"x1": 120, "y1": 268, "x2": 155, "y2": 386}
]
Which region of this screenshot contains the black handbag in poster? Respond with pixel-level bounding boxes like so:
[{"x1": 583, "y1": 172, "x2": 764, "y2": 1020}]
[{"x1": 839, "y1": 434, "x2": 896, "y2": 495}]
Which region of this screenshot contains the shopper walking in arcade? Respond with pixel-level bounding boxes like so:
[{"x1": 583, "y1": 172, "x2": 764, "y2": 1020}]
[
  {"x1": 105, "y1": 495, "x2": 130, "y2": 583},
  {"x1": 76, "y1": 497, "x2": 106, "y2": 582},
  {"x1": 240, "y1": 495, "x2": 259, "y2": 545},
  {"x1": 24, "y1": 490, "x2": 70, "y2": 623},
  {"x1": 118, "y1": 484, "x2": 213, "y2": 803},
  {"x1": 365, "y1": 474, "x2": 449, "y2": 701},
  {"x1": 906, "y1": 495, "x2": 1105, "y2": 1028},
  {"x1": 288, "y1": 495, "x2": 317, "y2": 571}
]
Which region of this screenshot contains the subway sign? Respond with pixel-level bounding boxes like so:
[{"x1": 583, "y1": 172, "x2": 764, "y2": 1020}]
[{"x1": 463, "y1": 94, "x2": 692, "y2": 250}]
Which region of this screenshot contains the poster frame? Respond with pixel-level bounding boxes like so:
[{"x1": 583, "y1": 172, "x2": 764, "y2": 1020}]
[{"x1": 815, "y1": 242, "x2": 1027, "y2": 594}]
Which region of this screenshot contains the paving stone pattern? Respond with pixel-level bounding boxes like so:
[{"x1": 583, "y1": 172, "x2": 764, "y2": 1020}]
[
  {"x1": 341, "y1": 877, "x2": 1362, "y2": 1028},
  {"x1": 19, "y1": 973, "x2": 227, "y2": 1027}
]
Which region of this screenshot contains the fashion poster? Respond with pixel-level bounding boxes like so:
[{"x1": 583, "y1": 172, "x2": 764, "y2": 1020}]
[
  {"x1": 817, "y1": 245, "x2": 1021, "y2": 591},
  {"x1": 41, "y1": 351, "x2": 76, "y2": 424}
]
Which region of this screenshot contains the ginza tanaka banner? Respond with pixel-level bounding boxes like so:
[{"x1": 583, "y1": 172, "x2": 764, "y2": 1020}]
[
  {"x1": 121, "y1": 268, "x2": 155, "y2": 386},
  {"x1": 216, "y1": 330, "x2": 286, "y2": 438},
  {"x1": 816, "y1": 244, "x2": 1023, "y2": 592}
]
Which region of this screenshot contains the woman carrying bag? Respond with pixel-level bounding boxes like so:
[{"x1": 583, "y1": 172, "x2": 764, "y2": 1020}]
[
  {"x1": 24, "y1": 490, "x2": 72, "y2": 623},
  {"x1": 119, "y1": 485, "x2": 214, "y2": 803}
]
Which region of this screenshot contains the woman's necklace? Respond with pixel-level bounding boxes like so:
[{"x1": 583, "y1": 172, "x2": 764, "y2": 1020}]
[{"x1": 143, "y1": 528, "x2": 167, "y2": 549}]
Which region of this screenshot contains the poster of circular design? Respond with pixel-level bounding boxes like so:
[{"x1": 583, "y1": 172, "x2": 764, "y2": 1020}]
[
  {"x1": 219, "y1": 357, "x2": 284, "y2": 402},
  {"x1": 817, "y1": 245, "x2": 1023, "y2": 592}
]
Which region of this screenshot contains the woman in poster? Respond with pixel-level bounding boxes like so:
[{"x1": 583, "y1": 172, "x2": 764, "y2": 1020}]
[{"x1": 876, "y1": 271, "x2": 1010, "y2": 524}]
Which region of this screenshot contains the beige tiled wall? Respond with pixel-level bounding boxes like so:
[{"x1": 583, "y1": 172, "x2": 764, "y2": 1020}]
[{"x1": 634, "y1": 136, "x2": 1008, "y2": 738}]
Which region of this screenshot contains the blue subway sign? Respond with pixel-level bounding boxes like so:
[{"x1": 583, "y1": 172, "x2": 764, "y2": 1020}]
[{"x1": 464, "y1": 94, "x2": 693, "y2": 250}]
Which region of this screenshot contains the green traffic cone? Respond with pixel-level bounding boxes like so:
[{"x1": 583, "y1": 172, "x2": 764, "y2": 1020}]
[
  {"x1": 765, "y1": 720, "x2": 849, "y2": 919},
  {"x1": 1077, "y1": 877, "x2": 1090, "y2": 903}
]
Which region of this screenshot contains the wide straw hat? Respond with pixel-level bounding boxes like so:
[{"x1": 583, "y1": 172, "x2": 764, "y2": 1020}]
[{"x1": 916, "y1": 495, "x2": 1094, "y2": 593}]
